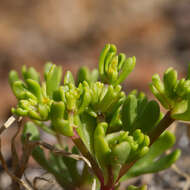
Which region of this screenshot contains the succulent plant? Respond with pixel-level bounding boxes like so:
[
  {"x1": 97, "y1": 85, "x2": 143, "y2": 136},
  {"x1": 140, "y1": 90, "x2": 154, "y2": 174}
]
[{"x1": 8, "y1": 44, "x2": 186, "y2": 190}]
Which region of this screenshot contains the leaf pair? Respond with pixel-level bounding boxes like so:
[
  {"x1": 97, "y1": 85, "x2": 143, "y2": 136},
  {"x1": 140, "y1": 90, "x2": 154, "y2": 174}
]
[
  {"x1": 122, "y1": 92, "x2": 161, "y2": 134},
  {"x1": 99, "y1": 44, "x2": 136, "y2": 85}
]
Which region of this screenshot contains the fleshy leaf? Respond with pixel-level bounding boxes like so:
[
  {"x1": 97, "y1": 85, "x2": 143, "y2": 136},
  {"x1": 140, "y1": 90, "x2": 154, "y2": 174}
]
[{"x1": 121, "y1": 131, "x2": 181, "y2": 180}]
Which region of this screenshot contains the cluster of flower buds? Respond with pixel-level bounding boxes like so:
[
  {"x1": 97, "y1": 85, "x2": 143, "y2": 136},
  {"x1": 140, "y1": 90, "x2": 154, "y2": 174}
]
[
  {"x1": 150, "y1": 66, "x2": 190, "y2": 120},
  {"x1": 9, "y1": 44, "x2": 181, "y2": 189}
]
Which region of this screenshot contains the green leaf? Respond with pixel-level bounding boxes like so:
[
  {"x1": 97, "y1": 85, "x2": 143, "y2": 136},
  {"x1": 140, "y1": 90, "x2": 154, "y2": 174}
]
[
  {"x1": 64, "y1": 71, "x2": 75, "y2": 85},
  {"x1": 94, "y1": 122, "x2": 110, "y2": 168},
  {"x1": 114, "y1": 56, "x2": 136, "y2": 86},
  {"x1": 163, "y1": 67, "x2": 177, "y2": 99},
  {"x1": 21, "y1": 122, "x2": 40, "y2": 143},
  {"x1": 12, "y1": 81, "x2": 27, "y2": 99},
  {"x1": 77, "y1": 66, "x2": 99, "y2": 85},
  {"x1": 122, "y1": 95, "x2": 137, "y2": 132},
  {"x1": 99, "y1": 44, "x2": 116, "y2": 81},
  {"x1": 121, "y1": 131, "x2": 181, "y2": 180},
  {"x1": 22, "y1": 65, "x2": 40, "y2": 82},
  {"x1": 76, "y1": 113, "x2": 96, "y2": 155},
  {"x1": 9, "y1": 70, "x2": 19, "y2": 87},
  {"x1": 26, "y1": 79, "x2": 43, "y2": 101},
  {"x1": 171, "y1": 95, "x2": 190, "y2": 121},
  {"x1": 110, "y1": 141, "x2": 131, "y2": 181},
  {"x1": 45, "y1": 64, "x2": 62, "y2": 98},
  {"x1": 133, "y1": 100, "x2": 160, "y2": 134}
]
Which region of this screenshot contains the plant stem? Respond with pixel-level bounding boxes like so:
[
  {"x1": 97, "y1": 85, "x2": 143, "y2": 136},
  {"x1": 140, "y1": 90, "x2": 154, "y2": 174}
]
[
  {"x1": 149, "y1": 111, "x2": 175, "y2": 145},
  {"x1": 100, "y1": 185, "x2": 115, "y2": 190},
  {"x1": 71, "y1": 129, "x2": 104, "y2": 185},
  {"x1": 100, "y1": 166, "x2": 115, "y2": 190}
]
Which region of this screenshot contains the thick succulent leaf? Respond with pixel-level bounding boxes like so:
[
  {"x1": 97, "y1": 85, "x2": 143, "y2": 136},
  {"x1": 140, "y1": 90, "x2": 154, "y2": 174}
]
[
  {"x1": 77, "y1": 66, "x2": 89, "y2": 85},
  {"x1": 26, "y1": 79, "x2": 43, "y2": 101},
  {"x1": 171, "y1": 96, "x2": 190, "y2": 121},
  {"x1": 12, "y1": 81, "x2": 27, "y2": 99},
  {"x1": 99, "y1": 44, "x2": 116, "y2": 80},
  {"x1": 45, "y1": 64, "x2": 62, "y2": 98},
  {"x1": 64, "y1": 71, "x2": 75, "y2": 85},
  {"x1": 77, "y1": 66, "x2": 99, "y2": 85},
  {"x1": 122, "y1": 95, "x2": 137, "y2": 132},
  {"x1": 110, "y1": 141, "x2": 131, "y2": 181},
  {"x1": 163, "y1": 68, "x2": 177, "y2": 99},
  {"x1": 91, "y1": 69, "x2": 99, "y2": 83},
  {"x1": 94, "y1": 122, "x2": 110, "y2": 168},
  {"x1": 133, "y1": 100, "x2": 160, "y2": 134},
  {"x1": 9, "y1": 70, "x2": 19, "y2": 87},
  {"x1": 113, "y1": 57, "x2": 136, "y2": 86},
  {"x1": 22, "y1": 65, "x2": 40, "y2": 82},
  {"x1": 120, "y1": 131, "x2": 181, "y2": 181},
  {"x1": 21, "y1": 121, "x2": 40, "y2": 142},
  {"x1": 76, "y1": 113, "x2": 96, "y2": 155}
]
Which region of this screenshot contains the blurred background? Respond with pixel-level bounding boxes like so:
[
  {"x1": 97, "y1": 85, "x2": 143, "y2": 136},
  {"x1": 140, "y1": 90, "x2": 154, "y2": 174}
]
[{"x1": 0, "y1": 0, "x2": 190, "y2": 189}]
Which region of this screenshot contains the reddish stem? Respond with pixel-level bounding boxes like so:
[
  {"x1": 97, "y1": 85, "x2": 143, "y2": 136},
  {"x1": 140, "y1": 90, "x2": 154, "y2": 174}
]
[{"x1": 71, "y1": 129, "x2": 104, "y2": 184}]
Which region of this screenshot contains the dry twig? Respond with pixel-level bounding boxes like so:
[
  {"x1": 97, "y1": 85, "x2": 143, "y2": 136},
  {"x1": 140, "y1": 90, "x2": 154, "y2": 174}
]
[{"x1": 0, "y1": 139, "x2": 32, "y2": 190}]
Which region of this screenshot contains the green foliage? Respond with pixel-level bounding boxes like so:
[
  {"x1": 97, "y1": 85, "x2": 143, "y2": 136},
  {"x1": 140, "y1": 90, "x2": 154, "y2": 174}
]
[
  {"x1": 99, "y1": 44, "x2": 136, "y2": 85},
  {"x1": 22, "y1": 122, "x2": 92, "y2": 189},
  {"x1": 121, "y1": 92, "x2": 161, "y2": 134},
  {"x1": 9, "y1": 44, "x2": 184, "y2": 190},
  {"x1": 150, "y1": 67, "x2": 190, "y2": 120},
  {"x1": 121, "y1": 131, "x2": 181, "y2": 180}
]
